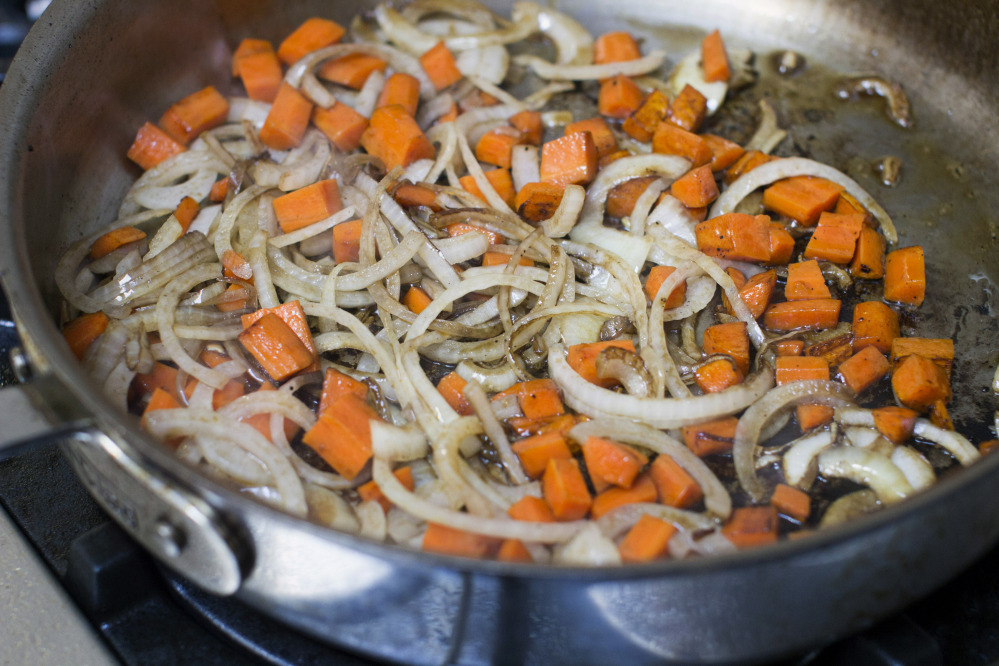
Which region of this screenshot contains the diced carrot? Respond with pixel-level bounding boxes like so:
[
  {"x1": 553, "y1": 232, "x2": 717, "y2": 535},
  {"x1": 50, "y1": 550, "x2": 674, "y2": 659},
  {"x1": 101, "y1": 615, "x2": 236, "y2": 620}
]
[
  {"x1": 302, "y1": 392, "x2": 379, "y2": 481},
  {"x1": 652, "y1": 122, "x2": 712, "y2": 167},
  {"x1": 172, "y1": 196, "x2": 200, "y2": 234},
  {"x1": 464, "y1": 90, "x2": 499, "y2": 108},
  {"x1": 232, "y1": 38, "x2": 273, "y2": 77},
  {"x1": 209, "y1": 177, "x2": 230, "y2": 203},
  {"x1": 396, "y1": 183, "x2": 440, "y2": 211},
  {"x1": 768, "y1": 222, "x2": 796, "y2": 265},
  {"x1": 763, "y1": 299, "x2": 842, "y2": 332},
  {"x1": 837, "y1": 346, "x2": 890, "y2": 394},
  {"x1": 670, "y1": 164, "x2": 719, "y2": 208},
  {"x1": 567, "y1": 340, "x2": 637, "y2": 388},
  {"x1": 803, "y1": 334, "x2": 854, "y2": 369},
  {"x1": 259, "y1": 82, "x2": 313, "y2": 150},
  {"x1": 475, "y1": 128, "x2": 521, "y2": 168},
  {"x1": 402, "y1": 286, "x2": 433, "y2": 314},
  {"x1": 594, "y1": 31, "x2": 642, "y2": 64},
  {"x1": 515, "y1": 379, "x2": 563, "y2": 420},
  {"x1": 649, "y1": 454, "x2": 703, "y2": 509},
  {"x1": 512, "y1": 431, "x2": 573, "y2": 479},
  {"x1": 850, "y1": 227, "x2": 886, "y2": 279},
  {"x1": 590, "y1": 473, "x2": 657, "y2": 520},
  {"x1": 542, "y1": 457, "x2": 592, "y2": 521},
  {"x1": 598, "y1": 75, "x2": 644, "y2": 119},
  {"x1": 508, "y1": 495, "x2": 556, "y2": 522},
  {"x1": 771, "y1": 483, "x2": 810, "y2": 522},
  {"x1": 497, "y1": 539, "x2": 534, "y2": 562},
  {"x1": 644, "y1": 265, "x2": 687, "y2": 308},
  {"x1": 702, "y1": 322, "x2": 750, "y2": 374},
  {"x1": 723, "y1": 149, "x2": 775, "y2": 185},
  {"x1": 666, "y1": 84, "x2": 708, "y2": 133},
  {"x1": 238, "y1": 312, "x2": 314, "y2": 381},
  {"x1": 332, "y1": 219, "x2": 363, "y2": 263},
  {"x1": 159, "y1": 86, "x2": 230, "y2": 145},
  {"x1": 776, "y1": 355, "x2": 830, "y2": 384},
  {"x1": 272, "y1": 178, "x2": 343, "y2": 233},
  {"x1": 728, "y1": 269, "x2": 777, "y2": 319},
  {"x1": 62, "y1": 312, "x2": 110, "y2": 359},
  {"x1": 694, "y1": 358, "x2": 744, "y2": 393},
  {"x1": 762, "y1": 176, "x2": 844, "y2": 226},
  {"x1": 222, "y1": 249, "x2": 252, "y2": 282},
  {"x1": 419, "y1": 41, "x2": 463, "y2": 91},
  {"x1": 622, "y1": 90, "x2": 670, "y2": 143},
  {"x1": 872, "y1": 406, "x2": 919, "y2": 443},
  {"x1": 982, "y1": 440, "x2": 999, "y2": 455},
  {"x1": 583, "y1": 436, "x2": 649, "y2": 489},
  {"x1": 722, "y1": 505, "x2": 779, "y2": 549},
  {"x1": 422, "y1": 522, "x2": 497, "y2": 558},
  {"x1": 606, "y1": 175, "x2": 658, "y2": 218},
  {"x1": 774, "y1": 340, "x2": 805, "y2": 357},
  {"x1": 90, "y1": 226, "x2": 146, "y2": 260},
  {"x1": 701, "y1": 29, "x2": 731, "y2": 83},
  {"x1": 514, "y1": 182, "x2": 565, "y2": 222},
  {"x1": 852, "y1": 301, "x2": 899, "y2": 354},
  {"x1": 785, "y1": 260, "x2": 832, "y2": 301},
  {"x1": 142, "y1": 386, "x2": 181, "y2": 417},
  {"x1": 360, "y1": 105, "x2": 436, "y2": 170},
  {"x1": 446, "y1": 222, "x2": 500, "y2": 245},
  {"x1": 241, "y1": 300, "x2": 317, "y2": 361},
  {"x1": 199, "y1": 348, "x2": 231, "y2": 369},
  {"x1": 884, "y1": 246, "x2": 926, "y2": 306},
  {"x1": 892, "y1": 354, "x2": 950, "y2": 411},
  {"x1": 376, "y1": 72, "x2": 421, "y2": 117},
  {"x1": 681, "y1": 417, "x2": 738, "y2": 457},
  {"x1": 804, "y1": 212, "x2": 865, "y2": 264},
  {"x1": 318, "y1": 53, "x2": 387, "y2": 89},
  {"x1": 598, "y1": 149, "x2": 631, "y2": 168},
  {"x1": 701, "y1": 133, "x2": 745, "y2": 172},
  {"x1": 684, "y1": 205, "x2": 708, "y2": 221},
  {"x1": 565, "y1": 117, "x2": 618, "y2": 158},
  {"x1": 540, "y1": 131, "x2": 598, "y2": 187},
  {"x1": 618, "y1": 514, "x2": 676, "y2": 563},
  {"x1": 890, "y1": 337, "x2": 954, "y2": 377},
  {"x1": 928, "y1": 399, "x2": 954, "y2": 431},
  {"x1": 481, "y1": 251, "x2": 532, "y2": 268},
  {"x1": 312, "y1": 102, "x2": 369, "y2": 152},
  {"x1": 695, "y1": 213, "x2": 772, "y2": 263},
  {"x1": 358, "y1": 466, "x2": 415, "y2": 513},
  {"x1": 237, "y1": 49, "x2": 283, "y2": 103},
  {"x1": 277, "y1": 17, "x2": 346, "y2": 65},
  {"x1": 132, "y1": 362, "x2": 182, "y2": 403},
  {"x1": 210, "y1": 378, "x2": 246, "y2": 411},
  {"x1": 318, "y1": 367, "x2": 368, "y2": 415},
  {"x1": 127, "y1": 122, "x2": 187, "y2": 170},
  {"x1": 459, "y1": 168, "x2": 516, "y2": 208},
  {"x1": 437, "y1": 371, "x2": 473, "y2": 416},
  {"x1": 506, "y1": 414, "x2": 577, "y2": 439},
  {"x1": 510, "y1": 110, "x2": 543, "y2": 145}
]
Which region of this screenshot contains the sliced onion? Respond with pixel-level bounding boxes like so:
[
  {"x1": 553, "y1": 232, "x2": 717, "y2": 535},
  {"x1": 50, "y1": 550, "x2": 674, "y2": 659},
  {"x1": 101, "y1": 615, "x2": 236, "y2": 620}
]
[
  {"x1": 370, "y1": 419, "x2": 429, "y2": 461},
  {"x1": 744, "y1": 100, "x2": 787, "y2": 154},
  {"x1": 912, "y1": 419, "x2": 980, "y2": 465},
  {"x1": 554, "y1": 523, "x2": 621, "y2": 566},
  {"x1": 514, "y1": 50, "x2": 666, "y2": 81},
  {"x1": 541, "y1": 183, "x2": 584, "y2": 238},
  {"x1": 891, "y1": 445, "x2": 935, "y2": 491},
  {"x1": 534, "y1": 4, "x2": 594, "y2": 66},
  {"x1": 782, "y1": 426, "x2": 837, "y2": 489},
  {"x1": 510, "y1": 144, "x2": 540, "y2": 193},
  {"x1": 596, "y1": 502, "x2": 717, "y2": 539},
  {"x1": 817, "y1": 447, "x2": 913, "y2": 504}
]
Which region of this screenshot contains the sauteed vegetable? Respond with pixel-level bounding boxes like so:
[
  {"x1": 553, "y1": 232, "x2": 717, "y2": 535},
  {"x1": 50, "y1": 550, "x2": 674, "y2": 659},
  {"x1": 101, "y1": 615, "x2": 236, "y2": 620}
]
[{"x1": 56, "y1": 1, "x2": 995, "y2": 565}]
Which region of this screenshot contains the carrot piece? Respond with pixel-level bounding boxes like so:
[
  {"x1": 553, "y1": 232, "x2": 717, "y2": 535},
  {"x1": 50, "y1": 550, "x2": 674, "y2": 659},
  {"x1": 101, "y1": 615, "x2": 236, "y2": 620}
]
[
  {"x1": 583, "y1": 436, "x2": 649, "y2": 489},
  {"x1": 360, "y1": 104, "x2": 436, "y2": 171},
  {"x1": 694, "y1": 213, "x2": 772, "y2": 263},
  {"x1": 618, "y1": 514, "x2": 676, "y2": 563},
  {"x1": 892, "y1": 354, "x2": 951, "y2": 411},
  {"x1": 540, "y1": 131, "x2": 598, "y2": 187},
  {"x1": 514, "y1": 379, "x2": 562, "y2": 420},
  {"x1": 221, "y1": 249, "x2": 252, "y2": 282},
  {"x1": 437, "y1": 371, "x2": 473, "y2": 416},
  {"x1": 606, "y1": 176, "x2": 658, "y2": 218},
  {"x1": 272, "y1": 178, "x2": 343, "y2": 233},
  {"x1": 171, "y1": 196, "x2": 199, "y2": 234},
  {"x1": 236, "y1": 49, "x2": 283, "y2": 103},
  {"x1": 666, "y1": 84, "x2": 708, "y2": 133},
  {"x1": 396, "y1": 183, "x2": 441, "y2": 211},
  {"x1": 508, "y1": 495, "x2": 556, "y2": 522},
  {"x1": 701, "y1": 133, "x2": 745, "y2": 172},
  {"x1": 158, "y1": 86, "x2": 230, "y2": 145},
  {"x1": 459, "y1": 168, "x2": 516, "y2": 208},
  {"x1": 762, "y1": 176, "x2": 844, "y2": 226},
  {"x1": 302, "y1": 392, "x2": 379, "y2": 480},
  {"x1": 768, "y1": 222, "x2": 796, "y2": 265},
  {"x1": 497, "y1": 539, "x2": 534, "y2": 563},
  {"x1": 259, "y1": 82, "x2": 313, "y2": 150},
  {"x1": 804, "y1": 334, "x2": 854, "y2": 369},
  {"x1": 232, "y1": 38, "x2": 273, "y2": 76},
  {"x1": 481, "y1": 251, "x2": 532, "y2": 268},
  {"x1": 475, "y1": 128, "x2": 521, "y2": 168},
  {"x1": 785, "y1": 260, "x2": 832, "y2": 301},
  {"x1": 649, "y1": 454, "x2": 703, "y2": 509},
  {"x1": 594, "y1": 31, "x2": 642, "y2": 64},
  {"x1": 507, "y1": 414, "x2": 578, "y2": 439},
  {"x1": 982, "y1": 440, "x2": 999, "y2": 455},
  {"x1": 358, "y1": 466, "x2": 415, "y2": 513},
  {"x1": 652, "y1": 122, "x2": 712, "y2": 167},
  {"x1": 318, "y1": 367, "x2": 368, "y2": 415},
  {"x1": 774, "y1": 340, "x2": 805, "y2": 357},
  {"x1": 871, "y1": 406, "x2": 919, "y2": 443},
  {"x1": 681, "y1": 417, "x2": 738, "y2": 457},
  {"x1": 210, "y1": 378, "x2": 246, "y2": 411},
  {"x1": 837, "y1": 346, "x2": 890, "y2": 394},
  {"x1": 890, "y1": 337, "x2": 954, "y2": 377},
  {"x1": 312, "y1": 102, "x2": 369, "y2": 152},
  {"x1": 598, "y1": 149, "x2": 631, "y2": 168},
  {"x1": 514, "y1": 182, "x2": 565, "y2": 222},
  {"x1": 127, "y1": 122, "x2": 187, "y2": 170},
  {"x1": 143, "y1": 386, "x2": 181, "y2": 417},
  {"x1": 777, "y1": 355, "x2": 834, "y2": 430},
  {"x1": 318, "y1": 53, "x2": 387, "y2": 89},
  {"x1": 684, "y1": 205, "x2": 708, "y2": 222},
  {"x1": 511, "y1": 432, "x2": 573, "y2": 480},
  {"x1": 567, "y1": 340, "x2": 637, "y2": 388},
  {"x1": 763, "y1": 299, "x2": 842, "y2": 332},
  {"x1": 726, "y1": 269, "x2": 777, "y2": 319},
  {"x1": 927, "y1": 398, "x2": 954, "y2": 430},
  {"x1": 132, "y1": 362, "x2": 182, "y2": 403},
  {"x1": 702, "y1": 322, "x2": 750, "y2": 374},
  {"x1": 90, "y1": 226, "x2": 146, "y2": 260},
  {"x1": 446, "y1": 222, "x2": 500, "y2": 245},
  {"x1": 849, "y1": 227, "x2": 886, "y2": 279},
  {"x1": 209, "y1": 177, "x2": 230, "y2": 203},
  {"x1": 771, "y1": 484, "x2": 810, "y2": 522},
  {"x1": 622, "y1": 90, "x2": 670, "y2": 143},
  {"x1": 277, "y1": 17, "x2": 345, "y2": 65},
  {"x1": 884, "y1": 246, "x2": 926, "y2": 306},
  {"x1": 723, "y1": 149, "x2": 775, "y2": 184},
  {"x1": 598, "y1": 75, "x2": 644, "y2": 119},
  {"x1": 565, "y1": 117, "x2": 618, "y2": 158},
  {"x1": 701, "y1": 29, "x2": 731, "y2": 83},
  {"x1": 376, "y1": 72, "x2": 421, "y2": 117},
  {"x1": 670, "y1": 164, "x2": 719, "y2": 208},
  {"x1": 694, "y1": 358, "x2": 744, "y2": 393},
  {"x1": 62, "y1": 312, "x2": 110, "y2": 359},
  {"x1": 644, "y1": 265, "x2": 687, "y2": 308},
  {"x1": 402, "y1": 286, "x2": 433, "y2": 314},
  {"x1": 332, "y1": 219, "x2": 363, "y2": 263},
  {"x1": 241, "y1": 383, "x2": 303, "y2": 443},
  {"x1": 804, "y1": 212, "x2": 865, "y2": 264},
  {"x1": 723, "y1": 505, "x2": 779, "y2": 549},
  {"x1": 238, "y1": 312, "x2": 314, "y2": 381},
  {"x1": 543, "y1": 458, "x2": 592, "y2": 521},
  {"x1": 241, "y1": 300, "x2": 317, "y2": 360},
  {"x1": 422, "y1": 522, "x2": 497, "y2": 558},
  {"x1": 852, "y1": 301, "x2": 899, "y2": 354},
  {"x1": 419, "y1": 41, "x2": 463, "y2": 91},
  {"x1": 510, "y1": 110, "x2": 543, "y2": 145},
  {"x1": 590, "y1": 473, "x2": 657, "y2": 520}
]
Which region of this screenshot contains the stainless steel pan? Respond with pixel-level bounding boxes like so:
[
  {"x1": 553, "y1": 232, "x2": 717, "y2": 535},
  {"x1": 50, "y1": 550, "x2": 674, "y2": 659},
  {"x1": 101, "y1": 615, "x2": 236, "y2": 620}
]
[{"x1": 1, "y1": 0, "x2": 997, "y2": 663}]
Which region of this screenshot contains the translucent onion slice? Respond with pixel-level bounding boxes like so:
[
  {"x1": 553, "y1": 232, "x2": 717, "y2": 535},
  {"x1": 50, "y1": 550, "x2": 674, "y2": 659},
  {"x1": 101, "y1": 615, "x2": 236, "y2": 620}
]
[
  {"x1": 912, "y1": 419, "x2": 980, "y2": 465},
  {"x1": 891, "y1": 446, "x2": 935, "y2": 491},
  {"x1": 514, "y1": 50, "x2": 666, "y2": 80},
  {"x1": 817, "y1": 447, "x2": 913, "y2": 505},
  {"x1": 782, "y1": 427, "x2": 837, "y2": 489}
]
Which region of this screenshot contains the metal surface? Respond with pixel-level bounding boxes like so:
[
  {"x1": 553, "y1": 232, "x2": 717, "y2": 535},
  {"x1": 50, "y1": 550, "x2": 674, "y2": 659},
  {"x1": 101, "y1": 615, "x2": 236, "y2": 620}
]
[{"x1": 0, "y1": 0, "x2": 996, "y2": 664}]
